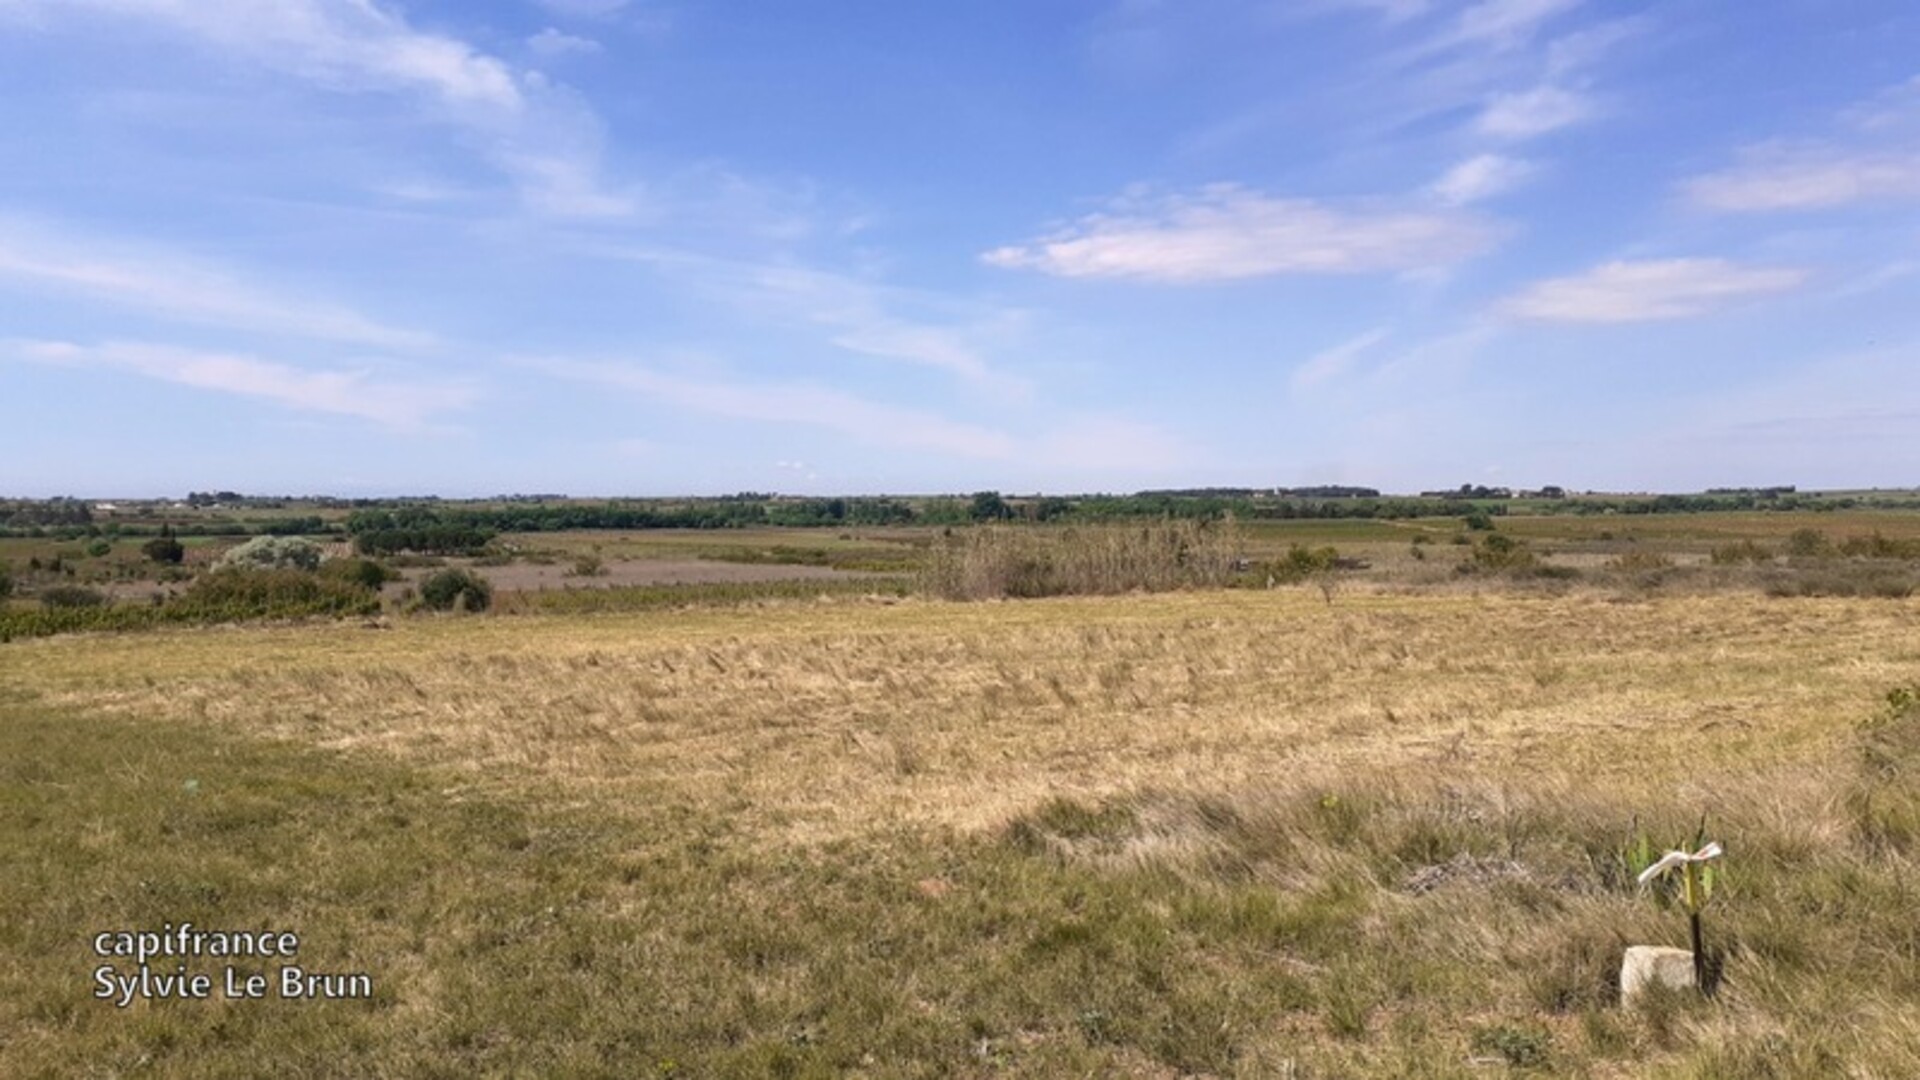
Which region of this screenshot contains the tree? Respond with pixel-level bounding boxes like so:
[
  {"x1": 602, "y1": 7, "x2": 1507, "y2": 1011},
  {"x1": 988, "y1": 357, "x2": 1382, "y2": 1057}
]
[
  {"x1": 968, "y1": 491, "x2": 1012, "y2": 522},
  {"x1": 419, "y1": 568, "x2": 492, "y2": 612},
  {"x1": 142, "y1": 536, "x2": 186, "y2": 564}
]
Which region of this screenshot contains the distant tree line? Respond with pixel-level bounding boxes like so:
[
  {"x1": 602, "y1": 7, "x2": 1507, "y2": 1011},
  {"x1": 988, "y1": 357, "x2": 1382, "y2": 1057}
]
[{"x1": 7, "y1": 488, "x2": 1920, "y2": 546}]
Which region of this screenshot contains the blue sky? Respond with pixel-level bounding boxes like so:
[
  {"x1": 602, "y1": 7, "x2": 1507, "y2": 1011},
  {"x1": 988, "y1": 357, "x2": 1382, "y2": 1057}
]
[{"x1": 2, "y1": 0, "x2": 1917, "y2": 497}]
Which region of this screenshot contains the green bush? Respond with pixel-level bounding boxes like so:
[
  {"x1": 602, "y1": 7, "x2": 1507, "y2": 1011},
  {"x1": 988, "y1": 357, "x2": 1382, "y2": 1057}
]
[
  {"x1": 1469, "y1": 533, "x2": 1536, "y2": 572},
  {"x1": 85, "y1": 540, "x2": 112, "y2": 558},
  {"x1": 175, "y1": 568, "x2": 379, "y2": 619},
  {"x1": 419, "y1": 568, "x2": 493, "y2": 612},
  {"x1": 1785, "y1": 528, "x2": 1833, "y2": 559},
  {"x1": 319, "y1": 557, "x2": 398, "y2": 591},
  {"x1": 40, "y1": 585, "x2": 108, "y2": 609},
  {"x1": 218, "y1": 536, "x2": 322, "y2": 571},
  {"x1": 141, "y1": 537, "x2": 186, "y2": 564}
]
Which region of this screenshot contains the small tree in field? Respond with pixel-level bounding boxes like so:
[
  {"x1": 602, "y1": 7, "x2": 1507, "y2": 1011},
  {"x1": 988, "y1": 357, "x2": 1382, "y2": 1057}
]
[
  {"x1": 419, "y1": 568, "x2": 492, "y2": 612},
  {"x1": 143, "y1": 536, "x2": 186, "y2": 564}
]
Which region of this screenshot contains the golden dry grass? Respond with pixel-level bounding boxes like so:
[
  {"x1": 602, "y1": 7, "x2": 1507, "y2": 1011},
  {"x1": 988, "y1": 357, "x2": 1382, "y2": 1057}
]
[
  {"x1": 12, "y1": 589, "x2": 1916, "y2": 844},
  {"x1": 7, "y1": 585, "x2": 1920, "y2": 1076}
]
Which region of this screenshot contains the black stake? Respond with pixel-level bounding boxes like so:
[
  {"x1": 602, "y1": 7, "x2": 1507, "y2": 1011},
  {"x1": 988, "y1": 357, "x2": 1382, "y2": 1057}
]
[{"x1": 1690, "y1": 911, "x2": 1707, "y2": 997}]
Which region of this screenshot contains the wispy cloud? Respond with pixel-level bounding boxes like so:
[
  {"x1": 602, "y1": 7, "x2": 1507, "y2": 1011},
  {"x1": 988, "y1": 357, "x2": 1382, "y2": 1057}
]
[
  {"x1": 527, "y1": 28, "x2": 601, "y2": 59},
  {"x1": 1476, "y1": 84, "x2": 1593, "y2": 139},
  {"x1": 11, "y1": 0, "x2": 524, "y2": 110},
  {"x1": 1397, "y1": 0, "x2": 1569, "y2": 55},
  {"x1": 0, "y1": 218, "x2": 434, "y2": 349},
  {"x1": 533, "y1": 0, "x2": 633, "y2": 18},
  {"x1": 984, "y1": 184, "x2": 1496, "y2": 282},
  {"x1": 1430, "y1": 153, "x2": 1537, "y2": 204},
  {"x1": 1685, "y1": 76, "x2": 1920, "y2": 212},
  {"x1": 527, "y1": 356, "x2": 1021, "y2": 459},
  {"x1": 8, "y1": 338, "x2": 476, "y2": 428},
  {"x1": 6, "y1": 0, "x2": 632, "y2": 218},
  {"x1": 1685, "y1": 147, "x2": 1920, "y2": 212},
  {"x1": 1447, "y1": 0, "x2": 1581, "y2": 49},
  {"x1": 1292, "y1": 328, "x2": 1390, "y2": 391},
  {"x1": 1307, "y1": 0, "x2": 1434, "y2": 24},
  {"x1": 586, "y1": 245, "x2": 1033, "y2": 397},
  {"x1": 1500, "y1": 258, "x2": 1806, "y2": 322}
]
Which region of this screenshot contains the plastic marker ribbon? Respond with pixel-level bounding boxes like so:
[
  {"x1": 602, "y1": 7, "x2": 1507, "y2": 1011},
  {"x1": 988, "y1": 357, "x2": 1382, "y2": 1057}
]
[{"x1": 1636, "y1": 842, "x2": 1723, "y2": 886}]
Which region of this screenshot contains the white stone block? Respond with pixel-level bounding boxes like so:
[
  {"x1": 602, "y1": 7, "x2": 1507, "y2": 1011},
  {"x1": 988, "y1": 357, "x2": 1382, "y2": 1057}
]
[{"x1": 1621, "y1": 945, "x2": 1696, "y2": 1005}]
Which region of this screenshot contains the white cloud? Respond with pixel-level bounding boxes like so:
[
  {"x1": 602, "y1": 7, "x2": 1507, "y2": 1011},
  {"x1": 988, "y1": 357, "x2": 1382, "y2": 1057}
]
[
  {"x1": 1310, "y1": 0, "x2": 1433, "y2": 23},
  {"x1": 1685, "y1": 147, "x2": 1920, "y2": 212},
  {"x1": 1409, "y1": 0, "x2": 1580, "y2": 54},
  {"x1": 528, "y1": 357, "x2": 1021, "y2": 459},
  {"x1": 983, "y1": 184, "x2": 1496, "y2": 282},
  {"x1": 527, "y1": 27, "x2": 600, "y2": 58},
  {"x1": 1500, "y1": 258, "x2": 1806, "y2": 322},
  {"x1": 0, "y1": 218, "x2": 433, "y2": 349},
  {"x1": 20, "y1": 0, "x2": 524, "y2": 111},
  {"x1": 8, "y1": 0, "x2": 633, "y2": 218},
  {"x1": 533, "y1": 0, "x2": 631, "y2": 17},
  {"x1": 1685, "y1": 76, "x2": 1920, "y2": 212},
  {"x1": 1476, "y1": 85, "x2": 1592, "y2": 139},
  {"x1": 589, "y1": 246, "x2": 1033, "y2": 396},
  {"x1": 1544, "y1": 17, "x2": 1645, "y2": 78},
  {"x1": 9, "y1": 339, "x2": 476, "y2": 428},
  {"x1": 1430, "y1": 154, "x2": 1537, "y2": 204},
  {"x1": 1292, "y1": 328, "x2": 1390, "y2": 391},
  {"x1": 1453, "y1": 0, "x2": 1580, "y2": 47}
]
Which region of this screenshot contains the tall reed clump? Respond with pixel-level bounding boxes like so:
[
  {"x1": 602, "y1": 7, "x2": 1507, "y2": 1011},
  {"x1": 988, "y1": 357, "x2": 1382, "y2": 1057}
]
[{"x1": 922, "y1": 520, "x2": 1244, "y2": 600}]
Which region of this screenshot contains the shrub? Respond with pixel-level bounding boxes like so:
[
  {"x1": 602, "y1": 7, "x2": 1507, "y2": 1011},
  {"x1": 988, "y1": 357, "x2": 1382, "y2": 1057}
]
[
  {"x1": 1464, "y1": 511, "x2": 1496, "y2": 531},
  {"x1": 1263, "y1": 544, "x2": 1341, "y2": 584},
  {"x1": 1785, "y1": 528, "x2": 1833, "y2": 559},
  {"x1": 419, "y1": 568, "x2": 493, "y2": 612},
  {"x1": 319, "y1": 557, "x2": 398, "y2": 591},
  {"x1": 85, "y1": 539, "x2": 112, "y2": 558},
  {"x1": 1469, "y1": 533, "x2": 1536, "y2": 572},
  {"x1": 176, "y1": 568, "x2": 379, "y2": 619},
  {"x1": 40, "y1": 585, "x2": 108, "y2": 609},
  {"x1": 1837, "y1": 533, "x2": 1920, "y2": 560},
  {"x1": 1762, "y1": 563, "x2": 1918, "y2": 599},
  {"x1": 218, "y1": 535, "x2": 322, "y2": 571},
  {"x1": 1710, "y1": 540, "x2": 1772, "y2": 565},
  {"x1": 141, "y1": 537, "x2": 186, "y2": 565},
  {"x1": 0, "y1": 566, "x2": 11, "y2": 598}
]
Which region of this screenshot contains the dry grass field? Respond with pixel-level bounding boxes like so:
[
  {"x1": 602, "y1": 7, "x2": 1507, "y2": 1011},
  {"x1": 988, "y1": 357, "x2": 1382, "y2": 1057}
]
[{"x1": 5, "y1": 584, "x2": 1919, "y2": 1076}]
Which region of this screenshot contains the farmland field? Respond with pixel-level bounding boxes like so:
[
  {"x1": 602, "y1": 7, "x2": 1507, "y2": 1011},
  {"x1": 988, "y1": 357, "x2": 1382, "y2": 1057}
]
[{"x1": 5, "y1": 578, "x2": 1919, "y2": 1076}]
